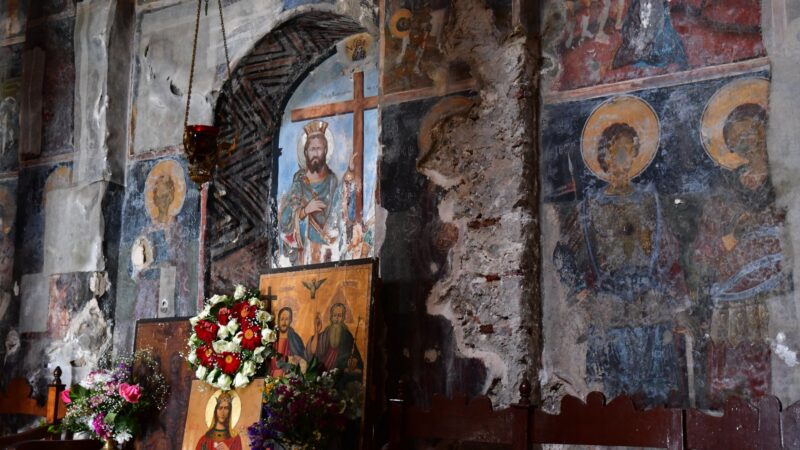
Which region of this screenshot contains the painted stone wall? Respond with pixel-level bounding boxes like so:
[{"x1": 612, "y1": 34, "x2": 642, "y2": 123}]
[{"x1": 541, "y1": 0, "x2": 800, "y2": 411}]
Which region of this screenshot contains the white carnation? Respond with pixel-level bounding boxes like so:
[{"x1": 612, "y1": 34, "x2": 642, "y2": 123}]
[
  {"x1": 249, "y1": 298, "x2": 263, "y2": 307},
  {"x1": 189, "y1": 315, "x2": 200, "y2": 326},
  {"x1": 196, "y1": 366, "x2": 208, "y2": 380},
  {"x1": 187, "y1": 352, "x2": 198, "y2": 365},
  {"x1": 234, "y1": 285, "x2": 247, "y2": 299}
]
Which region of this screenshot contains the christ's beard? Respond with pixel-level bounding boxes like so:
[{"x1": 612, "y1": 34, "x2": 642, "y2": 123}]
[
  {"x1": 308, "y1": 158, "x2": 323, "y2": 172},
  {"x1": 329, "y1": 323, "x2": 345, "y2": 347}
]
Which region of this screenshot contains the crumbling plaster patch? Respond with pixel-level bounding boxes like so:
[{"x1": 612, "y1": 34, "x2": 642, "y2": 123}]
[
  {"x1": 419, "y1": 1, "x2": 539, "y2": 405},
  {"x1": 47, "y1": 297, "x2": 113, "y2": 387}
]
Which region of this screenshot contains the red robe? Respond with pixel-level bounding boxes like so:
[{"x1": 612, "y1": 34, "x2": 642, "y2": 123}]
[{"x1": 196, "y1": 431, "x2": 243, "y2": 450}]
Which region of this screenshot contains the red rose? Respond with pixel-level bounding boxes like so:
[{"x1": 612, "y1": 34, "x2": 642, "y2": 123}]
[
  {"x1": 241, "y1": 326, "x2": 261, "y2": 351},
  {"x1": 217, "y1": 352, "x2": 241, "y2": 375},
  {"x1": 194, "y1": 320, "x2": 219, "y2": 343},
  {"x1": 196, "y1": 345, "x2": 217, "y2": 367},
  {"x1": 217, "y1": 307, "x2": 231, "y2": 326},
  {"x1": 232, "y1": 301, "x2": 255, "y2": 322}
]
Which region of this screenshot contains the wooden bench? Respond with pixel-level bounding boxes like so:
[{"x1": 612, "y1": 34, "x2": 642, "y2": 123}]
[
  {"x1": 0, "y1": 367, "x2": 101, "y2": 450},
  {"x1": 387, "y1": 377, "x2": 800, "y2": 449}
]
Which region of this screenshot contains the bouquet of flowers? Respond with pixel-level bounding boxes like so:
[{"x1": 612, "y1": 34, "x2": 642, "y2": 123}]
[
  {"x1": 187, "y1": 285, "x2": 277, "y2": 390},
  {"x1": 58, "y1": 351, "x2": 168, "y2": 445},
  {"x1": 248, "y1": 359, "x2": 355, "y2": 450}
]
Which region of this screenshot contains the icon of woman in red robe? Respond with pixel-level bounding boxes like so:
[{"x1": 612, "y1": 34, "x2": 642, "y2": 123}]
[{"x1": 196, "y1": 392, "x2": 243, "y2": 450}]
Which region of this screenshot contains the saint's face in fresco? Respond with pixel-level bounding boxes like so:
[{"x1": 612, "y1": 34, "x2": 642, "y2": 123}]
[
  {"x1": 597, "y1": 122, "x2": 641, "y2": 193},
  {"x1": 723, "y1": 103, "x2": 768, "y2": 191}
]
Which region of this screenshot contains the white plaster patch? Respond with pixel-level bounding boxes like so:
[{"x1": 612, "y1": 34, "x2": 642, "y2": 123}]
[
  {"x1": 89, "y1": 271, "x2": 109, "y2": 298},
  {"x1": 19, "y1": 273, "x2": 50, "y2": 333},
  {"x1": 131, "y1": 235, "x2": 153, "y2": 272},
  {"x1": 421, "y1": 168, "x2": 462, "y2": 189},
  {"x1": 43, "y1": 182, "x2": 106, "y2": 275},
  {"x1": 774, "y1": 332, "x2": 799, "y2": 367}
]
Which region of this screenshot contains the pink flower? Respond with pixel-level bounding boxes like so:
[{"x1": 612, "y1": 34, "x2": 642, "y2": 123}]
[
  {"x1": 118, "y1": 383, "x2": 142, "y2": 403},
  {"x1": 60, "y1": 389, "x2": 71, "y2": 404}
]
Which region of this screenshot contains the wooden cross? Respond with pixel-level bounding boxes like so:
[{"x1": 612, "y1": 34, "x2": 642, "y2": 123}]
[
  {"x1": 291, "y1": 71, "x2": 378, "y2": 223},
  {"x1": 263, "y1": 286, "x2": 277, "y2": 303}
]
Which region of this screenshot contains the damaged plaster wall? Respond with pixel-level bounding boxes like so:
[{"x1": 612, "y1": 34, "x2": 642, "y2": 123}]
[
  {"x1": 379, "y1": 0, "x2": 539, "y2": 406},
  {"x1": 428, "y1": 4, "x2": 538, "y2": 405}
]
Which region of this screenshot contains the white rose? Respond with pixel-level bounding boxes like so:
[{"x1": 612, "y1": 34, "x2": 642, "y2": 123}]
[
  {"x1": 226, "y1": 319, "x2": 239, "y2": 335},
  {"x1": 187, "y1": 352, "x2": 198, "y2": 365},
  {"x1": 232, "y1": 331, "x2": 243, "y2": 345},
  {"x1": 254, "y1": 354, "x2": 265, "y2": 364},
  {"x1": 241, "y1": 361, "x2": 257, "y2": 377},
  {"x1": 225, "y1": 340, "x2": 241, "y2": 353},
  {"x1": 261, "y1": 328, "x2": 277, "y2": 344},
  {"x1": 206, "y1": 368, "x2": 220, "y2": 384},
  {"x1": 196, "y1": 366, "x2": 208, "y2": 380},
  {"x1": 201, "y1": 304, "x2": 212, "y2": 316},
  {"x1": 253, "y1": 346, "x2": 265, "y2": 356},
  {"x1": 212, "y1": 339, "x2": 226, "y2": 353},
  {"x1": 217, "y1": 374, "x2": 232, "y2": 390},
  {"x1": 249, "y1": 298, "x2": 263, "y2": 307},
  {"x1": 209, "y1": 294, "x2": 227, "y2": 306},
  {"x1": 217, "y1": 325, "x2": 230, "y2": 339},
  {"x1": 189, "y1": 315, "x2": 200, "y2": 326},
  {"x1": 233, "y1": 372, "x2": 250, "y2": 389},
  {"x1": 234, "y1": 285, "x2": 247, "y2": 299},
  {"x1": 256, "y1": 310, "x2": 268, "y2": 323}
]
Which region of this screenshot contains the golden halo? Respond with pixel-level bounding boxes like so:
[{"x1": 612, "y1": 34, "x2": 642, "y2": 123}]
[
  {"x1": 204, "y1": 389, "x2": 242, "y2": 432},
  {"x1": 581, "y1": 95, "x2": 660, "y2": 182},
  {"x1": 144, "y1": 159, "x2": 186, "y2": 225},
  {"x1": 700, "y1": 77, "x2": 769, "y2": 171},
  {"x1": 389, "y1": 9, "x2": 412, "y2": 39},
  {"x1": 296, "y1": 124, "x2": 335, "y2": 170}
]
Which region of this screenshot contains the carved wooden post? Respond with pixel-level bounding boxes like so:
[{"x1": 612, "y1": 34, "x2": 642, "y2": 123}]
[
  {"x1": 388, "y1": 379, "x2": 406, "y2": 450},
  {"x1": 46, "y1": 366, "x2": 65, "y2": 429},
  {"x1": 511, "y1": 377, "x2": 533, "y2": 450}
]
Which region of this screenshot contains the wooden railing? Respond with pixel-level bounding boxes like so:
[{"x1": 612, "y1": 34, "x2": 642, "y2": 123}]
[{"x1": 387, "y1": 378, "x2": 800, "y2": 449}]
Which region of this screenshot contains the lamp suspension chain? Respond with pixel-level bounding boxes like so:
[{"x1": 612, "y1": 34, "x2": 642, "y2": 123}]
[{"x1": 184, "y1": 0, "x2": 203, "y2": 130}]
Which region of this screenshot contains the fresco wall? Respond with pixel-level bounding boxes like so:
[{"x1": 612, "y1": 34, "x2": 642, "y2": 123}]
[
  {"x1": 541, "y1": 0, "x2": 800, "y2": 410},
  {"x1": 113, "y1": 157, "x2": 200, "y2": 353}
]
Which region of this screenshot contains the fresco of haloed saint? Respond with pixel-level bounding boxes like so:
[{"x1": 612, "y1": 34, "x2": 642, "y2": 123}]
[
  {"x1": 551, "y1": 95, "x2": 690, "y2": 405},
  {"x1": 276, "y1": 50, "x2": 378, "y2": 268},
  {"x1": 542, "y1": 0, "x2": 765, "y2": 91},
  {"x1": 542, "y1": 74, "x2": 792, "y2": 408}
]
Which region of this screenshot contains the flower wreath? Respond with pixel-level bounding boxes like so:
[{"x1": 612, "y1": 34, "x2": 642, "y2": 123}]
[{"x1": 187, "y1": 285, "x2": 277, "y2": 390}]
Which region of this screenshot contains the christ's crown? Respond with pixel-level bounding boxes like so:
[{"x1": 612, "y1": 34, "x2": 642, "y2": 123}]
[{"x1": 303, "y1": 120, "x2": 329, "y2": 139}]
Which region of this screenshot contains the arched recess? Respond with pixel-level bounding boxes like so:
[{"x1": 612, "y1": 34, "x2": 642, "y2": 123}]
[{"x1": 207, "y1": 12, "x2": 366, "y2": 292}]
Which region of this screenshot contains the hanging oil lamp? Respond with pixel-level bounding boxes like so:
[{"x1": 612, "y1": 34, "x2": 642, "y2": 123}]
[{"x1": 183, "y1": 0, "x2": 235, "y2": 184}]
